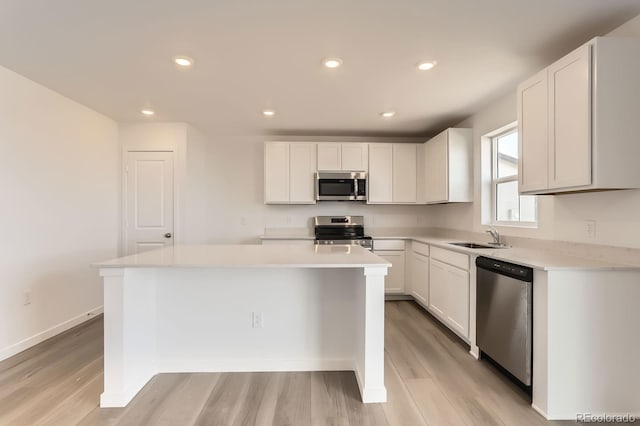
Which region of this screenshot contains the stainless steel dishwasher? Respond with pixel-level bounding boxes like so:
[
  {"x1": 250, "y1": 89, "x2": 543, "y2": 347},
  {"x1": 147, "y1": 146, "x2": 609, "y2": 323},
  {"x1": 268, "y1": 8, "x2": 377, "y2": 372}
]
[{"x1": 476, "y1": 256, "x2": 533, "y2": 385}]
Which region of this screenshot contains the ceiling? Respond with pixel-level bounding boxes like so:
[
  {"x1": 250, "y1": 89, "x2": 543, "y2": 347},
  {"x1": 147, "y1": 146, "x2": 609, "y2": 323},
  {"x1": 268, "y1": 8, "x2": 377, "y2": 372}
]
[{"x1": 1, "y1": 1, "x2": 639, "y2": 138}]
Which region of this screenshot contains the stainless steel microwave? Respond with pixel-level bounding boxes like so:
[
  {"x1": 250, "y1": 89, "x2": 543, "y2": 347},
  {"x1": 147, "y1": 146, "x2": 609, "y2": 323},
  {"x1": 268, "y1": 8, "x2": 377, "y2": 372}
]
[{"x1": 316, "y1": 171, "x2": 367, "y2": 201}]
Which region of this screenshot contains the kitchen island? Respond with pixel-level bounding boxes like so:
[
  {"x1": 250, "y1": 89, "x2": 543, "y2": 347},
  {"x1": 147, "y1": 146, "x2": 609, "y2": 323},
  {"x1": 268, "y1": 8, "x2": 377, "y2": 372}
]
[{"x1": 93, "y1": 244, "x2": 390, "y2": 408}]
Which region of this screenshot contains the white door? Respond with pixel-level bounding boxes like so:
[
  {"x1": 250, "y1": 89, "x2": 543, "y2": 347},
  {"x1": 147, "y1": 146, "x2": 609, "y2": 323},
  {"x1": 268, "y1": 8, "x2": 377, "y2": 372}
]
[{"x1": 125, "y1": 151, "x2": 174, "y2": 255}]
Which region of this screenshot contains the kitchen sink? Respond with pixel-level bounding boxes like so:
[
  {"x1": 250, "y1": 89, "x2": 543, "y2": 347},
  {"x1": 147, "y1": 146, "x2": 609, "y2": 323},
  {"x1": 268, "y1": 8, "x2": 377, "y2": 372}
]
[{"x1": 449, "y1": 242, "x2": 509, "y2": 249}]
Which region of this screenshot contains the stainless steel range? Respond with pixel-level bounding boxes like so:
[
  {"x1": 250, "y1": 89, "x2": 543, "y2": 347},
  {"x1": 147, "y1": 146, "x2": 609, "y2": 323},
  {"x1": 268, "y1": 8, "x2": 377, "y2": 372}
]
[{"x1": 314, "y1": 216, "x2": 373, "y2": 250}]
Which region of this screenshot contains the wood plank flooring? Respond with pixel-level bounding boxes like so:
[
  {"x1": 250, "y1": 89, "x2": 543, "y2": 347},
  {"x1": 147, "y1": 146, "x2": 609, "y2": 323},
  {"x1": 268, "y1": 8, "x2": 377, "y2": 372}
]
[{"x1": 0, "y1": 301, "x2": 612, "y2": 425}]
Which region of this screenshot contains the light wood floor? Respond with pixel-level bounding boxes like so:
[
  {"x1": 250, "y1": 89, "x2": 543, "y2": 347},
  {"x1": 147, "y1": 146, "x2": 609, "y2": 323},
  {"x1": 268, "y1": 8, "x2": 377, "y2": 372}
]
[{"x1": 0, "y1": 301, "x2": 609, "y2": 425}]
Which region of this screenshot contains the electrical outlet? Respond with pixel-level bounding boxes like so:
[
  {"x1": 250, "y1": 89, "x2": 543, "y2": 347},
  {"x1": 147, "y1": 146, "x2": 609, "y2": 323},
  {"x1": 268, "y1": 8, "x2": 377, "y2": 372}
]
[
  {"x1": 252, "y1": 312, "x2": 264, "y2": 328},
  {"x1": 286, "y1": 216, "x2": 292, "y2": 225},
  {"x1": 23, "y1": 290, "x2": 32, "y2": 306},
  {"x1": 585, "y1": 220, "x2": 596, "y2": 239}
]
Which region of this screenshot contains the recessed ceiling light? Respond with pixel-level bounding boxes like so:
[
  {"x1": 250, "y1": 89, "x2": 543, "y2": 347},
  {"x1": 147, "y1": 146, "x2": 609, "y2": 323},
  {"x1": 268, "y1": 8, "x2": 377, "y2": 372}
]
[
  {"x1": 323, "y1": 58, "x2": 343, "y2": 69},
  {"x1": 141, "y1": 109, "x2": 155, "y2": 116},
  {"x1": 417, "y1": 60, "x2": 437, "y2": 71},
  {"x1": 263, "y1": 109, "x2": 276, "y2": 117},
  {"x1": 380, "y1": 111, "x2": 396, "y2": 118},
  {"x1": 173, "y1": 56, "x2": 194, "y2": 68}
]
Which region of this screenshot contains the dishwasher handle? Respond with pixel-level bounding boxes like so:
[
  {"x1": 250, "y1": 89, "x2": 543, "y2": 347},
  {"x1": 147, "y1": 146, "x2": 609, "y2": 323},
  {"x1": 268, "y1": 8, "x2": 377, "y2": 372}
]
[{"x1": 476, "y1": 256, "x2": 533, "y2": 282}]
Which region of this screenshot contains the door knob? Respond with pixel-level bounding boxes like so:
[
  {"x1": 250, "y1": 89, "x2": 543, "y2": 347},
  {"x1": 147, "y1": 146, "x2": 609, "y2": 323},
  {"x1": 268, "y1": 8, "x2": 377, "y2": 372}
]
[{"x1": 164, "y1": 233, "x2": 172, "y2": 238}]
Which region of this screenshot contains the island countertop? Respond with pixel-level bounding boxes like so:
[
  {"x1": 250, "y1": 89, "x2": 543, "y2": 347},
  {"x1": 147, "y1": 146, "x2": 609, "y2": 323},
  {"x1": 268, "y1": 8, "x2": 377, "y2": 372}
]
[{"x1": 93, "y1": 244, "x2": 392, "y2": 269}]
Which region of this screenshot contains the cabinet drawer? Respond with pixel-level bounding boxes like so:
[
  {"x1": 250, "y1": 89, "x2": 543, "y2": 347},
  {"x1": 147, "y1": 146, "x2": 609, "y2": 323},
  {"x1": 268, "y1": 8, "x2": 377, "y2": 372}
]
[
  {"x1": 261, "y1": 239, "x2": 315, "y2": 245},
  {"x1": 373, "y1": 239, "x2": 405, "y2": 250},
  {"x1": 430, "y1": 246, "x2": 469, "y2": 270},
  {"x1": 412, "y1": 241, "x2": 429, "y2": 257}
]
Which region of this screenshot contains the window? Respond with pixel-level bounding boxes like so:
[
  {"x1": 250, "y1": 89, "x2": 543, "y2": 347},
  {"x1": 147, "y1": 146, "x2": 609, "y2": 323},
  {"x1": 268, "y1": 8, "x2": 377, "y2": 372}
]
[{"x1": 491, "y1": 126, "x2": 537, "y2": 225}]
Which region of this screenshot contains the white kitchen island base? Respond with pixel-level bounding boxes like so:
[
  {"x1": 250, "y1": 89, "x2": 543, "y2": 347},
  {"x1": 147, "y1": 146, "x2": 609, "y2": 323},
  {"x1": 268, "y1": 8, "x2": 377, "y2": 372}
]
[{"x1": 95, "y1": 245, "x2": 389, "y2": 408}]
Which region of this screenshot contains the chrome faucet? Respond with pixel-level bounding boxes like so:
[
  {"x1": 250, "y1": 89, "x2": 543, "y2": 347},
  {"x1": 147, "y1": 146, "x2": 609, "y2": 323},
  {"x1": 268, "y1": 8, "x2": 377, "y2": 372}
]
[{"x1": 486, "y1": 226, "x2": 501, "y2": 245}]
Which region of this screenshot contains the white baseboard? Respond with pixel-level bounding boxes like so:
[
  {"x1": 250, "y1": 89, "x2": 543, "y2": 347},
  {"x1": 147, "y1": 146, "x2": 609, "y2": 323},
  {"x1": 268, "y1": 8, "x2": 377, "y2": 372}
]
[
  {"x1": 531, "y1": 403, "x2": 548, "y2": 419},
  {"x1": 101, "y1": 370, "x2": 156, "y2": 408},
  {"x1": 0, "y1": 306, "x2": 104, "y2": 362}
]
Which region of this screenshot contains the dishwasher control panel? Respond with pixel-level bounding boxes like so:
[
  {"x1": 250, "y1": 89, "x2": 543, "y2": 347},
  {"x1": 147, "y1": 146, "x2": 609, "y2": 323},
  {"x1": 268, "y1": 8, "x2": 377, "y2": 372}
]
[{"x1": 476, "y1": 257, "x2": 533, "y2": 282}]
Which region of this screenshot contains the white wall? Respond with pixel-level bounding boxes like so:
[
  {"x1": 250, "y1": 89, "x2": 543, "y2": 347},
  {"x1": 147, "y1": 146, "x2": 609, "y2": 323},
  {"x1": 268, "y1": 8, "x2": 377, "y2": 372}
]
[
  {"x1": 0, "y1": 65, "x2": 119, "y2": 360},
  {"x1": 428, "y1": 13, "x2": 640, "y2": 249},
  {"x1": 119, "y1": 122, "x2": 209, "y2": 247}
]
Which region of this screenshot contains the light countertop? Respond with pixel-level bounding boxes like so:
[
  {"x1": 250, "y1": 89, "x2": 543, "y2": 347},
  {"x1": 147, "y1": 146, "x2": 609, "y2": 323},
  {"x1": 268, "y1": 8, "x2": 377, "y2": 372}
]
[
  {"x1": 93, "y1": 244, "x2": 391, "y2": 269},
  {"x1": 411, "y1": 236, "x2": 639, "y2": 271},
  {"x1": 260, "y1": 231, "x2": 640, "y2": 271}
]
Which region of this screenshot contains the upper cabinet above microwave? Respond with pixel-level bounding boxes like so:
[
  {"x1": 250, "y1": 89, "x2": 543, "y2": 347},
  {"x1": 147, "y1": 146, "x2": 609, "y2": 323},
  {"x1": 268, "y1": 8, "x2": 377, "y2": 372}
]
[
  {"x1": 317, "y1": 143, "x2": 369, "y2": 172},
  {"x1": 518, "y1": 37, "x2": 640, "y2": 195}
]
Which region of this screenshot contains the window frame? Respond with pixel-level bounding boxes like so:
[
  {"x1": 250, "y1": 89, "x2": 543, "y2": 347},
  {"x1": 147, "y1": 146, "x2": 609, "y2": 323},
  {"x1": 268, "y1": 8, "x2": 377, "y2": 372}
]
[{"x1": 490, "y1": 125, "x2": 537, "y2": 227}]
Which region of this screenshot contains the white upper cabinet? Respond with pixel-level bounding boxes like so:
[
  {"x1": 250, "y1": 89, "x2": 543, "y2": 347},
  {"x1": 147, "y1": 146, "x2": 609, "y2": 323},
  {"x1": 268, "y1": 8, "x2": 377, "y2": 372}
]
[
  {"x1": 317, "y1": 143, "x2": 368, "y2": 171},
  {"x1": 341, "y1": 143, "x2": 369, "y2": 171},
  {"x1": 264, "y1": 142, "x2": 317, "y2": 204},
  {"x1": 368, "y1": 144, "x2": 393, "y2": 203},
  {"x1": 264, "y1": 142, "x2": 290, "y2": 203},
  {"x1": 392, "y1": 144, "x2": 417, "y2": 203},
  {"x1": 316, "y1": 143, "x2": 341, "y2": 170},
  {"x1": 368, "y1": 143, "x2": 418, "y2": 204},
  {"x1": 518, "y1": 69, "x2": 549, "y2": 193},
  {"x1": 548, "y1": 44, "x2": 591, "y2": 190},
  {"x1": 518, "y1": 37, "x2": 640, "y2": 194},
  {"x1": 423, "y1": 128, "x2": 472, "y2": 204}
]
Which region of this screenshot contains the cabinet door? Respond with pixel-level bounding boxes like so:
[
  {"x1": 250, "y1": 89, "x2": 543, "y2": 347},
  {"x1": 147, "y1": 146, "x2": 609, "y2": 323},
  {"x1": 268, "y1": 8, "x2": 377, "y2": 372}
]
[
  {"x1": 518, "y1": 69, "x2": 549, "y2": 193},
  {"x1": 317, "y1": 143, "x2": 341, "y2": 170},
  {"x1": 264, "y1": 142, "x2": 290, "y2": 203},
  {"x1": 548, "y1": 43, "x2": 592, "y2": 190},
  {"x1": 392, "y1": 144, "x2": 417, "y2": 203},
  {"x1": 341, "y1": 143, "x2": 368, "y2": 171},
  {"x1": 425, "y1": 132, "x2": 448, "y2": 203},
  {"x1": 428, "y1": 258, "x2": 448, "y2": 319},
  {"x1": 375, "y1": 250, "x2": 405, "y2": 294},
  {"x1": 445, "y1": 264, "x2": 470, "y2": 338},
  {"x1": 368, "y1": 144, "x2": 393, "y2": 203},
  {"x1": 289, "y1": 143, "x2": 317, "y2": 203},
  {"x1": 411, "y1": 252, "x2": 429, "y2": 306}
]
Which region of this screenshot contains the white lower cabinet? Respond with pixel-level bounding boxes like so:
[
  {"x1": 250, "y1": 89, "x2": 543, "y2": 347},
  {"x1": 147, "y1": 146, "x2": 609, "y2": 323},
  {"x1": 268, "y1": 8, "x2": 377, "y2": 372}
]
[
  {"x1": 428, "y1": 249, "x2": 470, "y2": 339},
  {"x1": 409, "y1": 241, "x2": 429, "y2": 306},
  {"x1": 375, "y1": 251, "x2": 405, "y2": 294},
  {"x1": 373, "y1": 239, "x2": 406, "y2": 294}
]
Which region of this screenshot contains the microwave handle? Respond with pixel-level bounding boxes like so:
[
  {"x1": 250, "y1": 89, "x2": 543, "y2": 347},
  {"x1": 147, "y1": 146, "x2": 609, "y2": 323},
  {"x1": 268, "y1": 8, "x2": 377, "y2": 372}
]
[{"x1": 354, "y1": 178, "x2": 358, "y2": 198}]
